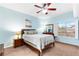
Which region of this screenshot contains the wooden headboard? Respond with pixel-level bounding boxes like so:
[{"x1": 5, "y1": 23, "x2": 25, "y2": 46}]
[{"x1": 21, "y1": 29, "x2": 36, "y2": 38}]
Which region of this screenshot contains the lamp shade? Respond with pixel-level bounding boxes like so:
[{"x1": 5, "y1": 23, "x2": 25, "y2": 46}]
[
  {"x1": 15, "y1": 31, "x2": 21, "y2": 39},
  {"x1": 16, "y1": 32, "x2": 21, "y2": 35}
]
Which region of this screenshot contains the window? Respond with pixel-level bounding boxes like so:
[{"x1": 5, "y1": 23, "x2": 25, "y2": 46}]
[{"x1": 58, "y1": 23, "x2": 75, "y2": 37}]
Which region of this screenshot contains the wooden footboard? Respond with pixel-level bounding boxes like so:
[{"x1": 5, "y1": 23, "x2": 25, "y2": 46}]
[
  {"x1": 39, "y1": 42, "x2": 55, "y2": 56},
  {"x1": 24, "y1": 41, "x2": 55, "y2": 56}
]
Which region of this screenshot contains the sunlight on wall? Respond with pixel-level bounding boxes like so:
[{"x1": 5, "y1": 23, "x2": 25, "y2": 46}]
[
  {"x1": 73, "y1": 4, "x2": 78, "y2": 18},
  {"x1": 37, "y1": 21, "x2": 48, "y2": 33},
  {"x1": 37, "y1": 16, "x2": 50, "y2": 33},
  {"x1": 3, "y1": 21, "x2": 24, "y2": 32},
  {"x1": 58, "y1": 23, "x2": 65, "y2": 28}
]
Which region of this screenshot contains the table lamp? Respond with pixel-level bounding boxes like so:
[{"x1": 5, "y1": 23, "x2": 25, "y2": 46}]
[{"x1": 15, "y1": 31, "x2": 21, "y2": 39}]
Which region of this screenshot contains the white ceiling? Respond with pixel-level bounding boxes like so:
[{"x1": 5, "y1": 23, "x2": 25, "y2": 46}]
[{"x1": 0, "y1": 3, "x2": 74, "y2": 17}]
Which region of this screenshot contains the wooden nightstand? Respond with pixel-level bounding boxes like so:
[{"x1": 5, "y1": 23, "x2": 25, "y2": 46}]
[{"x1": 14, "y1": 39, "x2": 24, "y2": 48}]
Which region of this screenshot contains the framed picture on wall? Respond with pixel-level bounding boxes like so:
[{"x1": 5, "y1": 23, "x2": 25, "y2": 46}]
[
  {"x1": 58, "y1": 23, "x2": 75, "y2": 37},
  {"x1": 25, "y1": 19, "x2": 32, "y2": 28},
  {"x1": 43, "y1": 24, "x2": 54, "y2": 33}
]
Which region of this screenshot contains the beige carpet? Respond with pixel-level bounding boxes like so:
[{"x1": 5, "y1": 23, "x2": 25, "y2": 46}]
[{"x1": 4, "y1": 42, "x2": 79, "y2": 56}]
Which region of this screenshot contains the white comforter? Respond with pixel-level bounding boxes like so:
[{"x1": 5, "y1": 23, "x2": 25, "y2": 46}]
[{"x1": 23, "y1": 34, "x2": 54, "y2": 50}]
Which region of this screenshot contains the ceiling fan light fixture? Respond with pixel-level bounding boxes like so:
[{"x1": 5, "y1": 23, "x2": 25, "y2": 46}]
[
  {"x1": 34, "y1": 3, "x2": 56, "y2": 15},
  {"x1": 42, "y1": 9, "x2": 48, "y2": 14}
]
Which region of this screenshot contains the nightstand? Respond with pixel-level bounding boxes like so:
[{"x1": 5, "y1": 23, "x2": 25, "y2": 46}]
[{"x1": 14, "y1": 39, "x2": 24, "y2": 48}]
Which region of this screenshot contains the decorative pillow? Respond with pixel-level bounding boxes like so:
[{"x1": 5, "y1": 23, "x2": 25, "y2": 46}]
[
  {"x1": 24, "y1": 31, "x2": 29, "y2": 34},
  {"x1": 24, "y1": 31, "x2": 37, "y2": 35}
]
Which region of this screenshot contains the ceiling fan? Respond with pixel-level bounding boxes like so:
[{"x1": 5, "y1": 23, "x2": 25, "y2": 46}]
[{"x1": 34, "y1": 3, "x2": 56, "y2": 15}]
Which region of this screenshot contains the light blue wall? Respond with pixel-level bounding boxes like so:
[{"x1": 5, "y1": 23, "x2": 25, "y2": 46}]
[
  {"x1": 0, "y1": 6, "x2": 40, "y2": 47},
  {"x1": 49, "y1": 11, "x2": 74, "y2": 24},
  {"x1": 48, "y1": 11, "x2": 79, "y2": 46},
  {"x1": 56, "y1": 36, "x2": 79, "y2": 46}
]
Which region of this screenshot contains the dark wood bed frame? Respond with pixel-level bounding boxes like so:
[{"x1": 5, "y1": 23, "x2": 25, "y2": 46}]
[{"x1": 21, "y1": 29, "x2": 55, "y2": 56}]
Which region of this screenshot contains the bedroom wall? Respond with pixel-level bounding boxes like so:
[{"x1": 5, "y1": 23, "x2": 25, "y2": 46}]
[
  {"x1": 0, "y1": 6, "x2": 79, "y2": 48},
  {"x1": 49, "y1": 11, "x2": 74, "y2": 36},
  {"x1": 48, "y1": 11, "x2": 79, "y2": 46},
  {"x1": 0, "y1": 6, "x2": 40, "y2": 48}
]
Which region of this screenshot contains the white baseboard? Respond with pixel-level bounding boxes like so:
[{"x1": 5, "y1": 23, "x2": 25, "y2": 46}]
[{"x1": 4, "y1": 43, "x2": 13, "y2": 48}]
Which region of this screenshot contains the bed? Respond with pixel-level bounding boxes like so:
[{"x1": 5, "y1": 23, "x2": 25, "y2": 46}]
[{"x1": 21, "y1": 29, "x2": 55, "y2": 56}]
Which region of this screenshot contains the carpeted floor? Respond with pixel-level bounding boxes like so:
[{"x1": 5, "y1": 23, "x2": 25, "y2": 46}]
[{"x1": 4, "y1": 42, "x2": 79, "y2": 56}]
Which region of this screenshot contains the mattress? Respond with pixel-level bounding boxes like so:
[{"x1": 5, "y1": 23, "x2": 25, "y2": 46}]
[{"x1": 23, "y1": 34, "x2": 54, "y2": 50}]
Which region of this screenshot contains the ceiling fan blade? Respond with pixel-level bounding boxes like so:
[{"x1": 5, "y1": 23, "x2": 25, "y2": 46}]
[
  {"x1": 48, "y1": 8, "x2": 56, "y2": 10},
  {"x1": 36, "y1": 10, "x2": 42, "y2": 13},
  {"x1": 47, "y1": 3, "x2": 51, "y2": 6},
  {"x1": 34, "y1": 5, "x2": 42, "y2": 8},
  {"x1": 43, "y1": 3, "x2": 46, "y2": 7}
]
